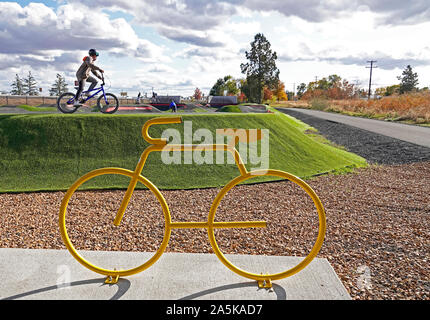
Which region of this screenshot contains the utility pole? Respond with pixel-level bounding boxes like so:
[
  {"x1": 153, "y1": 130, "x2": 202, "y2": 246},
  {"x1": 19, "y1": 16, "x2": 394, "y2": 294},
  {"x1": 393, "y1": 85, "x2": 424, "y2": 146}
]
[
  {"x1": 366, "y1": 60, "x2": 377, "y2": 100},
  {"x1": 293, "y1": 83, "x2": 296, "y2": 100}
]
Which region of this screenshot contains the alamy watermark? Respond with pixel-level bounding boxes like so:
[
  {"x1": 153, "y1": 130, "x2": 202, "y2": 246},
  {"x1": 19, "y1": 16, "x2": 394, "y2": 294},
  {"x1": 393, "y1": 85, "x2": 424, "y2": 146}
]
[
  {"x1": 356, "y1": 265, "x2": 372, "y2": 290},
  {"x1": 56, "y1": 264, "x2": 71, "y2": 289},
  {"x1": 160, "y1": 121, "x2": 270, "y2": 173}
]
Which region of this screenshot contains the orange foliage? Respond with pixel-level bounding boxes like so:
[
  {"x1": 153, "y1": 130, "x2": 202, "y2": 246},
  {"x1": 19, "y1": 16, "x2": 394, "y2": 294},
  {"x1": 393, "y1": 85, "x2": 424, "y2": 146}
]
[
  {"x1": 238, "y1": 92, "x2": 247, "y2": 103},
  {"x1": 272, "y1": 81, "x2": 288, "y2": 101},
  {"x1": 263, "y1": 86, "x2": 273, "y2": 101}
]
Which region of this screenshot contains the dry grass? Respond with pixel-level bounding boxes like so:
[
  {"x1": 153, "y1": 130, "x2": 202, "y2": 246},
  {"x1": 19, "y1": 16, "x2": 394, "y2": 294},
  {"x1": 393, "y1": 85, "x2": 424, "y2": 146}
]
[{"x1": 326, "y1": 93, "x2": 430, "y2": 124}]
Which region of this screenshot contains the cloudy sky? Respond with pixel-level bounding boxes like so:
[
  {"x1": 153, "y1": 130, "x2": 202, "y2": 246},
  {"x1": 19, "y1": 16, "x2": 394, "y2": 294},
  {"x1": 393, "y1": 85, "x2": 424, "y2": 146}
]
[{"x1": 1, "y1": 0, "x2": 430, "y2": 97}]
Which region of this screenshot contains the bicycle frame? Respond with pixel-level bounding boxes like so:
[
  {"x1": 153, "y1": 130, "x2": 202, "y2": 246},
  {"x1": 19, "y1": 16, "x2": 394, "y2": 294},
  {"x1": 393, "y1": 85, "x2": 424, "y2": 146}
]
[
  {"x1": 113, "y1": 117, "x2": 261, "y2": 227},
  {"x1": 67, "y1": 81, "x2": 108, "y2": 105}
]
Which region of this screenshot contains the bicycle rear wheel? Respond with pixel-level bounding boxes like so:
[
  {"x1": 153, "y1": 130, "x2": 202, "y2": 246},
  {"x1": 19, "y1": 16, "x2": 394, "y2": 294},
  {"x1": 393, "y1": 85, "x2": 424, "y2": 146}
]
[
  {"x1": 59, "y1": 168, "x2": 171, "y2": 278},
  {"x1": 207, "y1": 169, "x2": 326, "y2": 284},
  {"x1": 57, "y1": 92, "x2": 80, "y2": 114},
  {"x1": 98, "y1": 93, "x2": 119, "y2": 114}
]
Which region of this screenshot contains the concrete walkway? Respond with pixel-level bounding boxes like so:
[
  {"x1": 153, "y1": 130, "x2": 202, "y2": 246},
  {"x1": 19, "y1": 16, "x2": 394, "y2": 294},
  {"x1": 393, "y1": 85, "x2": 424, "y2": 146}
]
[
  {"x1": 280, "y1": 108, "x2": 430, "y2": 148},
  {"x1": 0, "y1": 248, "x2": 350, "y2": 300}
]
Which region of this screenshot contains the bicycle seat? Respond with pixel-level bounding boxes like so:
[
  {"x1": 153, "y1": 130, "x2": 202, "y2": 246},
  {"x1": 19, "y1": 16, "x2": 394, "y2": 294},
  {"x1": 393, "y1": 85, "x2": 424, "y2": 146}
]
[{"x1": 142, "y1": 116, "x2": 182, "y2": 145}]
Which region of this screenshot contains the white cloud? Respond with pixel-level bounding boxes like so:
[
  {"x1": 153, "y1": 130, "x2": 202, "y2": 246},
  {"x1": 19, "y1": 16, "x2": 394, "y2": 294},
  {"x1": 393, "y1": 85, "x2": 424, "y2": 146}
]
[
  {"x1": 2, "y1": 1, "x2": 430, "y2": 96},
  {"x1": 0, "y1": 2, "x2": 168, "y2": 67}
]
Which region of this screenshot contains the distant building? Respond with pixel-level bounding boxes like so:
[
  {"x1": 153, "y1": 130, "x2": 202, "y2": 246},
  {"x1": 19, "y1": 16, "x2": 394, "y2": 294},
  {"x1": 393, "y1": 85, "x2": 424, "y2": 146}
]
[
  {"x1": 151, "y1": 95, "x2": 181, "y2": 104},
  {"x1": 149, "y1": 95, "x2": 183, "y2": 111},
  {"x1": 208, "y1": 95, "x2": 238, "y2": 108}
]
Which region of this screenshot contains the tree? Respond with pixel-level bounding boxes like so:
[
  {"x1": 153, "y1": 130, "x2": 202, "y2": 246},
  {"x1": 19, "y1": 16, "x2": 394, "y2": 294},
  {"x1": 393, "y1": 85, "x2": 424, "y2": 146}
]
[
  {"x1": 238, "y1": 91, "x2": 247, "y2": 103},
  {"x1": 300, "y1": 75, "x2": 360, "y2": 100},
  {"x1": 297, "y1": 83, "x2": 307, "y2": 99},
  {"x1": 209, "y1": 75, "x2": 239, "y2": 96},
  {"x1": 240, "y1": 33, "x2": 280, "y2": 103},
  {"x1": 375, "y1": 85, "x2": 400, "y2": 97},
  {"x1": 23, "y1": 71, "x2": 38, "y2": 96},
  {"x1": 224, "y1": 76, "x2": 239, "y2": 96},
  {"x1": 239, "y1": 75, "x2": 258, "y2": 102},
  {"x1": 10, "y1": 74, "x2": 24, "y2": 95},
  {"x1": 193, "y1": 87, "x2": 202, "y2": 100},
  {"x1": 272, "y1": 80, "x2": 288, "y2": 101},
  {"x1": 209, "y1": 78, "x2": 225, "y2": 96},
  {"x1": 397, "y1": 65, "x2": 419, "y2": 94},
  {"x1": 263, "y1": 86, "x2": 273, "y2": 101},
  {"x1": 286, "y1": 90, "x2": 294, "y2": 101},
  {"x1": 49, "y1": 74, "x2": 69, "y2": 96}
]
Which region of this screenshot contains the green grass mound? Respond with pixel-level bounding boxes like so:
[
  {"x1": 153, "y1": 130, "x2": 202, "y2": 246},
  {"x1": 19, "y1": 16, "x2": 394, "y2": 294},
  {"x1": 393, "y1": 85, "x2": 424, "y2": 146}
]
[
  {"x1": 217, "y1": 105, "x2": 242, "y2": 113},
  {"x1": 0, "y1": 112, "x2": 367, "y2": 192}
]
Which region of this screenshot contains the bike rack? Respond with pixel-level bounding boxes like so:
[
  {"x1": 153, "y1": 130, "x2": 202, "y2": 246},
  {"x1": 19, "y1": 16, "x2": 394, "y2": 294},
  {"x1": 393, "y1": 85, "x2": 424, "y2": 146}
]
[{"x1": 59, "y1": 117, "x2": 326, "y2": 289}]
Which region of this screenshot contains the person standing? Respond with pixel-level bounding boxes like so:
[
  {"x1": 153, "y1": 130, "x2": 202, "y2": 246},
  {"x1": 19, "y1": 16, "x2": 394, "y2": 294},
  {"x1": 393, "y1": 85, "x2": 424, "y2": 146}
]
[{"x1": 170, "y1": 100, "x2": 177, "y2": 113}]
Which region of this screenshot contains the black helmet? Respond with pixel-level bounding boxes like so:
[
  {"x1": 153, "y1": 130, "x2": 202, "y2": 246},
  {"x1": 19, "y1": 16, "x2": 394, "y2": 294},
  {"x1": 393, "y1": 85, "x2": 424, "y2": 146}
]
[{"x1": 89, "y1": 49, "x2": 99, "y2": 56}]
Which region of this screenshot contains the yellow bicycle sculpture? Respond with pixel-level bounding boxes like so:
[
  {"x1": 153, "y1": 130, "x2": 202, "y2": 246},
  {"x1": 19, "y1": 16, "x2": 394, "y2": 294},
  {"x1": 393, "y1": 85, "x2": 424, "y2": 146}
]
[{"x1": 59, "y1": 116, "x2": 326, "y2": 288}]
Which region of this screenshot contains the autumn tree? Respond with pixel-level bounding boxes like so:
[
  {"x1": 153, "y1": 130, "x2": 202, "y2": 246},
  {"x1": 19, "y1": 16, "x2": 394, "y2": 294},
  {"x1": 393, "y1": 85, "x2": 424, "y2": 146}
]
[
  {"x1": 300, "y1": 75, "x2": 359, "y2": 100},
  {"x1": 240, "y1": 33, "x2": 280, "y2": 103},
  {"x1": 238, "y1": 92, "x2": 247, "y2": 103},
  {"x1": 272, "y1": 80, "x2": 288, "y2": 101},
  {"x1": 263, "y1": 86, "x2": 273, "y2": 101},
  {"x1": 193, "y1": 87, "x2": 202, "y2": 100}
]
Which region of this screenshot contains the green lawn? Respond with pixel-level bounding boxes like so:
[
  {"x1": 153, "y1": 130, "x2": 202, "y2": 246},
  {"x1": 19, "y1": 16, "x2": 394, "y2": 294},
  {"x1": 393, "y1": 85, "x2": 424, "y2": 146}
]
[
  {"x1": 0, "y1": 112, "x2": 367, "y2": 192},
  {"x1": 0, "y1": 104, "x2": 57, "y2": 112}
]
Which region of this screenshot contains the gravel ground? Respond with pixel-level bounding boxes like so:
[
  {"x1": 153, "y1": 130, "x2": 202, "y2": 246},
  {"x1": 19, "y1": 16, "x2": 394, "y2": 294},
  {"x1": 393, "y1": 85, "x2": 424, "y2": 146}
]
[
  {"x1": 0, "y1": 161, "x2": 429, "y2": 300},
  {"x1": 277, "y1": 108, "x2": 430, "y2": 165}
]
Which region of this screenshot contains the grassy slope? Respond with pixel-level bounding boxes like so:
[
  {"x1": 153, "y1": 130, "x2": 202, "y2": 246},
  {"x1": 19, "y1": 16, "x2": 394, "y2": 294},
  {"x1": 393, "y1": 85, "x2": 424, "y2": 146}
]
[{"x1": 0, "y1": 112, "x2": 367, "y2": 192}]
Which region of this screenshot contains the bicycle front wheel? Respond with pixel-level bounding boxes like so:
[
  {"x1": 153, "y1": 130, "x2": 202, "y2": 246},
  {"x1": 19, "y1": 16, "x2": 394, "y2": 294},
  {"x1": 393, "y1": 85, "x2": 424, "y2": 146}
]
[
  {"x1": 59, "y1": 168, "x2": 172, "y2": 278},
  {"x1": 207, "y1": 169, "x2": 326, "y2": 283},
  {"x1": 98, "y1": 93, "x2": 119, "y2": 114},
  {"x1": 57, "y1": 92, "x2": 79, "y2": 114}
]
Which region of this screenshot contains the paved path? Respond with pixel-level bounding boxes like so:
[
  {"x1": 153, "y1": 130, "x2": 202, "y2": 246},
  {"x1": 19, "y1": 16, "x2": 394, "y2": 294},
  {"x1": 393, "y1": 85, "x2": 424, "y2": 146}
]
[
  {"x1": 0, "y1": 248, "x2": 350, "y2": 300},
  {"x1": 279, "y1": 108, "x2": 430, "y2": 148}
]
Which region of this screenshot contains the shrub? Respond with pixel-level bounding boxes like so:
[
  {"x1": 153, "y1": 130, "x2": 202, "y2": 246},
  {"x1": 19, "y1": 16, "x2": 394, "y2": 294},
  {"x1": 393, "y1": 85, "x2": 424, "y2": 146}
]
[{"x1": 310, "y1": 98, "x2": 329, "y2": 111}]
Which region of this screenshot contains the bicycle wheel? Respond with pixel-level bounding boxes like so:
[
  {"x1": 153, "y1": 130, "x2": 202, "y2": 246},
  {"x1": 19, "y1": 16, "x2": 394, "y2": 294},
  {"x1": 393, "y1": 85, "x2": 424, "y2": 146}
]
[
  {"x1": 97, "y1": 93, "x2": 119, "y2": 114},
  {"x1": 57, "y1": 92, "x2": 80, "y2": 114},
  {"x1": 59, "y1": 168, "x2": 172, "y2": 278},
  {"x1": 207, "y1": 169, "x2": 326, "y2": 283}
]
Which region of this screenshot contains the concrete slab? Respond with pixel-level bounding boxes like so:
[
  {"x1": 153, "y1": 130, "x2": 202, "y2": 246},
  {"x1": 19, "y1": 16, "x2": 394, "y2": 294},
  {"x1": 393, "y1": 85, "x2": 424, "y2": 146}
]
[{"x1": 0, "y1": 248, "x2": 350, "y2": 300}]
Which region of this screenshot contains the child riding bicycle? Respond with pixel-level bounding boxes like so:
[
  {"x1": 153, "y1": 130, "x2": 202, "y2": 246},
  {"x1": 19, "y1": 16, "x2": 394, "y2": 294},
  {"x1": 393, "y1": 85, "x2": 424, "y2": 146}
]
[{"x1": 74, "y1": 49, "x2": 104, "y2": 106}]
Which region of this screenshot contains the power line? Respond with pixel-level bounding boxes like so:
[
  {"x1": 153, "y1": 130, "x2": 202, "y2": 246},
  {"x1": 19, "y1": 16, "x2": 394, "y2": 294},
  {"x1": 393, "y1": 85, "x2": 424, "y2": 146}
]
[{"x1": 366, "y1": 60, "x2": 378, "y2": 100}]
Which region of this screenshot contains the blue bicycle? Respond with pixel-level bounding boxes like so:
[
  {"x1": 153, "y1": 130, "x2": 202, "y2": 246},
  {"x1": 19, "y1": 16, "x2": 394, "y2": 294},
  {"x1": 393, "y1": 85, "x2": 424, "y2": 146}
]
[{"x1": 57, "y1": 74, "x2": 119, "y2": 114}]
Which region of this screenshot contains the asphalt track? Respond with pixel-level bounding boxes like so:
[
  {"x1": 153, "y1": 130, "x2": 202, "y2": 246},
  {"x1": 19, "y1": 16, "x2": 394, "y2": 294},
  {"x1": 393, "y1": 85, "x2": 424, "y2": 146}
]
[
  {"x1": 277, "y1": 108, "x2": 430, "y2": 165},
  {"x1": 278, "y1": 108, "x2": 430, "y2": 148}
]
